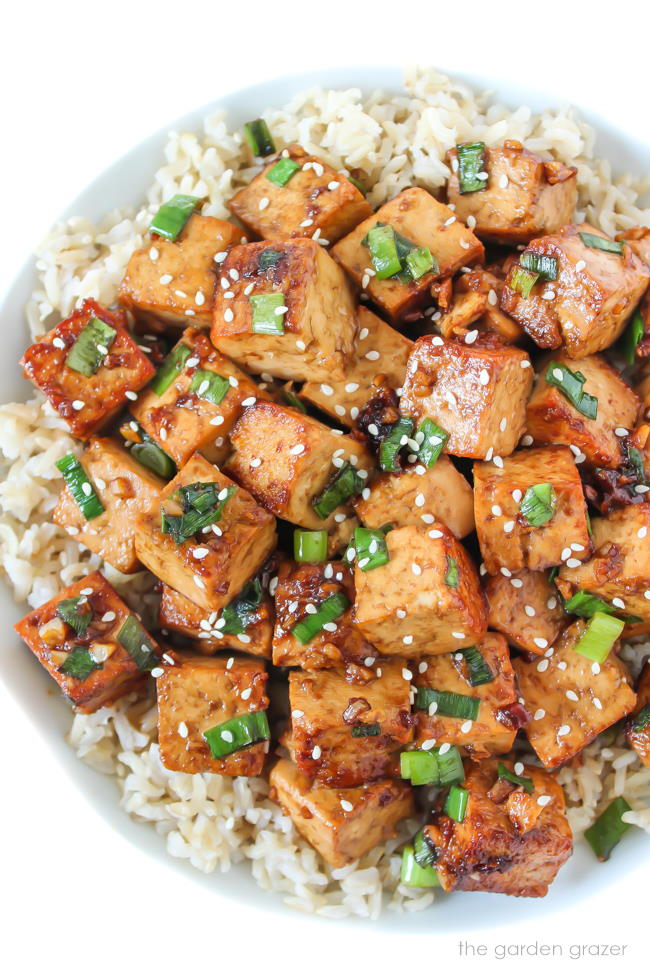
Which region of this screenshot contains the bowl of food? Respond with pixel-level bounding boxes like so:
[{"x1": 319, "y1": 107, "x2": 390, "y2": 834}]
[{"x1": 1, "y1": 65, "x2": 649, "y2": 928}]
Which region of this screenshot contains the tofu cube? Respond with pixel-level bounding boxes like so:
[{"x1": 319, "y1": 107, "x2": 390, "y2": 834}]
[
  {"x1": 14, "y1": 570, "x2": 160, "y2": 713},
  {"x1": 130, "y1": 327, "x2": 272, "y2": 468},
  {"x1": 134, "y1": 452, "x2": 277, "y2": 612},
  {"x1": 159, "y1": 583, "x2": 273, "y2": 659},
  {"x1": 225, "y1": 401, "x2": 373, "y2": 531},
  {"x1": 20, "y1": 299, "x2": 155, "y2": 439},
  {"x1": 354, "y1": 524, "x2": 487, "y2": 657},
  {"x1": 331, "y1": 188, "x2": 483, "y2": 322},
  {"x1": 447, "y1": 142, "x2": 578, "y2": 243},
  {"x1": 526, "y1": 352, "x2": 640, "y2": 469},
  {"x1": 473, "y1": 446, "x2": 591, "y2": 574},
  {"x1": 626, "y1": 662, "x2": 650, "y2": 769},
  {"x1": 228, "y1": 144, "x2": 372, "y2": 245},
  {"x1": 413, "y1": 633, "x2": 519, "y2": 758},
  {"x1": 354, "y1": 457, "x2": 475, "y2": 539},
  {"x1": 119, "y1": 214, "x2": 243, "y2": 328},
  {"x1": 210, "y1": 239, "x2": 358, "y2": 382},
  {"x1": 400, "y1": 336, "x2": 533, "y2": 459},
  {"x1": 513, "y1": 620, "x2": 637, "y2": 768},
  {"x1": 501, "y1": 223, "x2": 650, "y2": 357},
  {"x1": 425, "y1": 759, "x2": 573, "y2": 897},
  {"x1": 288, "y1": 660, "x2": 413, "y2": 787},
  {"x1": 52, "y1": 438, "x2": 164, "y2": 574},
  {"x1": 485, "y1": 569, "x2": 568, "y2": 655},
  {"x1": 156, "y1": 654, "x2": 269, "y2": 775},
  {"x1": 300, "y1": 307, "x2": 412, "y2": 427},
  {"x1": 269, "y1": 759, "x2": 415, "y2": 867}
]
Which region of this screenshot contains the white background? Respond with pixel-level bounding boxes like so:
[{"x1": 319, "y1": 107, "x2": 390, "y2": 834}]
[{"x1": 0, "y1": 2, "x2": 648, "y2": 972}]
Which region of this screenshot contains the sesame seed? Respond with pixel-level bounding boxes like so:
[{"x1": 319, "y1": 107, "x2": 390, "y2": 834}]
[
  {"x1": 429, "y1": 529, "x2": 443, "y2": 539},
  {"x1": 250, "y1": 458, "x2": 261, "y2": 468},
  {"x1": 289, "y1": 444, "x2": 305, "y2": 455},
  {"x1": 193, "y1": 575, "x2": 205, "y2": 590},
  {"x1": 542, "y1": 289, "x2": 556, "y2": 301},
  {"x1": 415, "y1": 493, "x2": 425, "y2": 507},
  {"x1": 566, "y1": 558, "x2": 582, "y2": 568},
  {"x1": 465, "y1": 329, "x2": 478, "y2": 344},
  {"x1": 209, "y1": 415, "x2": 224, "y2": 427},
  {"x1": 639, "y1": 526, "x2": 648, "y2": 539},
  {"x1": 593, "y1": 698, "x2": 602, "y2": 710},
  {"x1": 241, "y1": 687, "x2": 252, "y2": 701},
  {"x1": 151, "y1": 667, "x2": 164, "y2": 678},
  {"x1": 192, "y1": 547, "x2": 209, "y2": 559},
  {"x1": 312, "y1": 745, "x2": 322, "y2": 759},
  {"x1": 615, "y1": 427, "x2": 629, "y2": 437},
  {"x1": 258, "y1": 197, "x2": 270, "y2": 211},
  {"x1": 466, "y1": 214, "x2": 477, "y2": 229},
  {"x1": 479, "y1": 369, "x2": 490, "y2": 385},
  {"x1": 537, "y1": 795, "x2": 552, "y2": 807},
  {"x1": 492, "y1": 505, "x2": 503, "y2": 517},
  {"x1": 558, "y1": 725, "x2": 570, "y2": 737},
  {"x1": 575, "y1": 260, "x2": 586, "y2": 272},
  {"x1": 537, "y1": 659, "x2": 549, "y2": 672},
  {"x1": 411, "y1": 562, "x2": 422, "y2": 576},
  {"x1": 439, "y1": 742, "x2": 451, "y2": 755},
  {"x1": 178, "y1": 721, "x2": 188, "y2": 738},
  {"x1": 488, "y1": 289, "x2": 498, "y2": 306},
  {"x1": 444, "y1": 216, "x2": 456, "y2": 226},
  {"x1": 521, "y1": 434, "x2": 534, "y2": 446},
  {"x1": 503, "y1": 521, "x2": 515, "y2": 533},
  {"x1": 460, "y1": 720, "x2": 473, "y2": 734},
  {"x1": 71, "y1": 400, "x2": 85, "y2": 410},
  {"x1": 511, "y1": 578, "x2": 523, "y2": 589},
  {"x1": 524, "y1": 605, "x2": 536, "y2": 617},
  {"x1": 452, "y1": 631, "x2": 466, "y2": 639},
  {"x1": 340, "y1": 798, "x2": 353, "y2": 813},
  {"x1": 534, "y1": 637, "x2": 548, "y2": 649},
  {"x1": 566, "y1": 690, "x2": 579, "y2": 702},
  {"x1": 52, "y1": 337, "x2": 66, "y2": 350},
  {"x1": 514, "y1": 762, "x2": 524, "y2": 775},
  {"x1": 81, "y1": 482, "x2": 92, "y2": 497},
  {"x1": 498, "y1": 173, "x2": 509, "y2": 189},
  {"x1": 612, "y1": 597, "x2": 625, "y2": 609},
  {"x1": 365, "y1": 350, "x2": 380, "y2": 361},
  {"x1": 402, "y1": 667, "x2": 413, "y2": 681},
  {"x1": 561, "y1": 547, "x2": 572, "y2": 561},
  {"x1": 534, "y1": 709, "x2": 546, "y2": 720}
]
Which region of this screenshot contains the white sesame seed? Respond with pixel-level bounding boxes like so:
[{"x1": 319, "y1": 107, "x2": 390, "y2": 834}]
[
  {"x1": 192, "y1": 547, "x2": 209, "y2": 559},
  {"x1": 561, "y1": 547, "x2": 572, "y2": 561},
  {"x1": 558, "y1": 725, "x2": 570, "y2": 737},
  {"x1": 289, "y1": 444, "x2": 305, "y2": 455},
  {"x1": 575, "y1": 260, "x2": 586, "y2": 272},
  {"x1": 593, "y1": 698, "x2": 602, "y2": 710},
  {"x1": 639, "y1": 526, "x2": 648, "y2": 539},
  {"x1": 537, "y1": 795, "x2": 552, "y2": 807},
  {"x1": 466, "y1": 214, "x2": 477, "y2": 229},
  {"x1": 566, "y1": 690, "x2": 579, "y2": 702},
  {"x1": 414, "y1": 493, "x2": 425, "y2": 508},
  {"x1": 542, "y1": 289, "x2": 556, "y2": 301},
  {"x1": 537, "y1": 659, "x2": 549, "y2": 672},
  {"x1": 612, "y1": 597, "x2": 626, "y2": 609},
  {"x1": 52, "y1": 337, "x2": 66, "y2": 349},
  {"x1": 524, "y1": 605, "x2": 536, "y2": 617},
  {"x1": 339, "y1": 798, "x2": 353, "y2": 813},
  {"x1": 177, "y1": 721, "x2": 188, "y2": 738},
  {"x1": 258, "y1": 197, "x2": 270, "y2": 211},
  {"x1": 534, "y1": 637, "x2": 549, "y2": 649},
  {"x1": 503, "y1": 520, "x2": 515, "y2": 533},
  {"x1": 429, "y1": 529, "x2": 443, "y2": 539},
  {"x1": 312, "y1": 746, "x2": 322, "y2": 760},
  {"x1": 514, "y1": 762, "x2": 525, "y2": 776},
  {"x1": 250, "y1": 458, "x2": 261, "y2": 468},
  {"x1": 615, "y1": 427, "x2": 629, "y2": 437},
  {"x1": 411, "y1": 562, "x2": 422, "y2": 576},
  {"x1": 479, "y1": 369, "x2": 490, "y2": 385},
  {"x1": 151, "y1": 667, "x2": 164, "y2": 678},
  {"x1": 439, "y1": 742, "x2": 451, "y2": 755},
  {"x1": 534, "y1": 709, "x2": 546, "y2": 720},
  {"x1": 365, "y1": 350, "x2": 380, "y2": 361},
  {"x1": 566, "y1": 558, "x2": 582, "y2": 568},
  {"x1": 71, "y1": 400, "x2": 85, "y2": 411},
  {"x1": 492, "y1": 505, "x2": 503, "y2": 517},
  {"x1": 193, "y1": 575, "x2": 205, "y2": 590}
]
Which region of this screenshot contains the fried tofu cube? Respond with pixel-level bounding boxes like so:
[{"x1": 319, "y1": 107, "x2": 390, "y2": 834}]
[
  {"x1": 626, "y1": 662, "x2": 650, "y2": 768},
  {"x1": 331, "y1": 188, "x2": 483, "y2": 322},
  {"x1": 269, "y1": 759, "x2": 414, "y2": 867},
  {"x1": 300, "y1": 307, "x2": 412, "y2": 427},
  {"x1": 159, "y1": 583, "x2": 273, "y2": 658},
  {"x1": 210, "y1": 239, "x2": 357, "y2": 382},
  {"x1": 52, "y1": 438, "x2": 164, "y2": 574},
  {"x1": 485, "y1": 569, "x2": 568, "y2": 655},
  {"x1": 526, "y1": 352, "x2": 640, "y2": 469},
  {"x1": 425, "y1": 759, "x2": 573, "y2": 897},
  {"x1": 156, "y1": 654, "x2": 269, "y2": 775},
  {"x1": 400, "y1": 336, "x2": 533, "y2": 459},
  {"x1": 556, "y1": 503, "x2": 650, "y2": 630},
  {"x1": 447, "y1": 142, "x2": 577, "y2": 244},
  {"x1": 354, "y1": 458, "x2": 475, "y2": 539},
  {"x1": 616, "y1": 226, "x2": 650, "y2": 265},
  {"x1": 501, "y1": 224, "x2": 650, "y2": 357},
  {"x1": 20, "y1": 299, "x2": 155, "y2": 440},
  {"x1": 134, "y1": 452, "x2": 276, "y2": 612},
  {"x1": 513, "y1": 620, "x2": 636, "y2": 768},
  {"x1": 473, "y1": 446, "x2": 591, "y2": 574},
  {"x1": 14, "y1": 571, "x2": 160, "y2": 713},
  {"x1": 119, "y1": 214, "x2": 243, "y2": 328},
  {"x1": 229, "y1": 144, "x2": 372, "y2": 245},
  {"x1": 130, "y1": 327, "x2": 271, "y2": 468},
  {"x1": 413, "y1": 633, "x2": 518, "y2": 758},
  {"x1": 225, "y1": 401, "x2": 373, "y2": 531},
  {"x1": 288, "y1": 660, "x2": 413, "y2": 787},
  {"x1": 354, "y1": 524, "x2": 487, "y2": 657}
]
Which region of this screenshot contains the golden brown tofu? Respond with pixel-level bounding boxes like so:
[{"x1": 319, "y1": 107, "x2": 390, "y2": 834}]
[
  {"x1": 331, "y1": 188, "x2": 483, "y2": 322},
  {"x1": 353, "y1": 524, "x2": 487, "y2": 657},
  {"x1": 20, "y1": 299, "x2": 155, "y2": 440},
  {"x1": 556, "y1": 503, "x2": 650, "y2": 631},
  {"x1": 119, "y1": 214, "x2": 243, "y2": 328},
  {"x1": 501, "y1": 223, "x2": 650, "y2": 357},
  {"x1": 626, "y1": 662, "x2": 650, "y2": 769},
  {"x1": 269, "y1": 759, "x2": 414, "y2": 867},
  {"x1": 447, "y1": 142, "x2": 577, "y2": 244},
  {"x1": 526, "y1": 352, "x2": 640, "y2": 469},
  {"x1": 300, "y1": 307, "x2": 412, "y2": 426},
  {"x1": 52, "y1": 438, "x2": 164, "y2": 574},
  {"x1": 13, "y1": 571, "x2": 159, "y2": 713},
  {"x1": 485, "y1": 569, "x2": 568, "y2": 655},
  {"x1": 288, "y1": 660, "x2": 413, "y2": 787},
  {"x1": 438, "y1": 269, "x2": 523, "y2": 344},
  {"x1": 225, "y1": 401, "x2": 373, "y2": 531},
  {"x1": 211, "y1": 239, "x2": 357, "y2": 382},
  {"x1": 156, "y1": 654, "x2": 269, "y2": 775},
  {"x1": 130, "y1": 327, "x2": 272, "y2": 468},
  {"x1": 413, "y1": 633, "x2": 518, "y2": 758},
  {"x1": 400, "y1": 336, "x2": 533, "y2": 459},
  {"x1": 229, "y1": 144, "x2": 372, "y2": 245},
  {"x1": 473, "y1": 446, "x2": 591, "y2": 574},
  {"x1": 354, "y1": 458, "x2": 475, "y2": 539},
  {"x1": 425, "y1": 759, "x2": 573, "y2": 897},
  {"x1": 134, "y1": 453, "x2": 277, "y2": 612},
  {"x1": 272, "y1": 560, "x2": 378, "y2": 669},
  {"x1": 513, "y1": 620, "x2": 636, "y2": 768},
  {"x1": 637, "y1": 363, "x2": 650, "y2": 422},
  {"x1": 159, "y1": 583, "x2": 273, "y2": 659}
]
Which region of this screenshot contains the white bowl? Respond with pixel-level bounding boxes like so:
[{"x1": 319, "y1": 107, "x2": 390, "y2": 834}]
[{"x1": 1, "y1": 66, "x2": 648, "y2": 930}]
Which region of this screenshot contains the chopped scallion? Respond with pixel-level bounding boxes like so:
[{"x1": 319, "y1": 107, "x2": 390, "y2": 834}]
[
  {"x1": 353, "y1": 525, "x2": 390, "y2": 571},
  {"x1": 293, "y1": 529, "x2": 328, "y2": 563},
  {"x1": 161, "y1": 482, "x2": 236, "y2": 545},
  {"x1": 266, "y1": 158, "x2": 300, "y2": 187},
  {"x1": 243, "y1": 119, "x2": 275, "y2": 157},
  {"x1": 116, "y1": 614, "x2": 158, "y2": 671},
  {"x1": 621, "y1": 310, "x2": 645, "y2": 366},
  {"x1": 584, "y1": 797, "x2": 633, "y2": 860},
  {"x1": 250, "y1": 293, "x2": 286, "y2": 335},
  {"x1": 56, "y1": 597, "x2": 92, "y2": 637},
  {"x1": 510, "y1": 265, "x2": 539, "y2": 298},
  {"x1": 204, "y1": 711, "x2": 270, "y2": 758},
  {"x1": 150, "y1": 194, "x2": 201, "y2": 241},
  {"x1": 65, "y1": 317, "x2": 117, "y2": 377},
  {"x1": 283, "y1": 389, "x2": 308, "y2": 413},
  {"x1": 400, "y1": 844, "x2": 441, "y2": 888},
  {"x1": 291, "y1": 591, "x2": 350, "y2": 644},
  {"x1": 348, "y1": 175, "x2": 367, "y2": 195},
  {"x1": 258, "y1": 248, "x2": 284, "y2": 273},
  {"x1": 55, "y1": 454, "x2": 105, "y2": 521},
  {"x1": 220, "y1": 578, "x2": 264, "y2": 636},
  {"x1": 400, "y1": 746, "x2": 464, "y2": 787},
  {"x1": 365, "y1": 224, "x2": 402, "y2": 280},
  {"x1": 150, "y1": 343, "x2": 191, "y2": 396},
  {"x1": 414, "y1": 687, "x2": 480, "y2": 721},
  {"x1": 189, "y1": 368, "x2": 230, "y2": 405},
  {"x1": 379, "y1": 416, "x2": 414, "y2": 472},
  {"x1": 545, "y1": 361, "x2": 598, "y2": 419},
  {"x1": 416, "y1": 418, "x2": 448, "y2": 468},
  {"x1": 413, "y1": 828, "x2": 437, "y2": 867},
  {"x1": 579, "y1": 232, "x2": 624, "y2": 255},
  {"x1": 497, "y1": 762, "x2": 534, "y2": 794},
  {"x1": 405, "y1": 246, "x2": 435, "y2": 281},
  {"x1": 312, "y1": 462, "x2": 364, "y2": 519},
  {"x1": 520, "y1": 252, "x2": 558, "y2": 280},
  {"x1": 444, "y1": 556, "x2": 459, "y2": 588},
  {"x1": 456, "y1": 141, "x2": 486, "y2": 194},
  {"x1": 630, "y1": 704, "x2": 650, "y2": 732},
  {"x1": 59, "y1": 647, "x2": 101, "y2": 681},
  {"x1": 444, "y1": 784, "x2": 469, "y2": 822},
  {"x1": 351, "y1": 723, "x2": 381, "y2": 738},
  {"x1": 131, "y1": 439, "x2": 176, "y2": 480},
  {"x1": 458, "y1": 645, "x2": 493, "y2": 686},
  {"x1": 519, "y1": 482, "x2": 557, "y2": 527},
  {"x1": 564, "y1": 590, "x2": 642, "y2": 625},
  {"x1": 572, "y1": 611, "x2": 625, "y2": 664}
]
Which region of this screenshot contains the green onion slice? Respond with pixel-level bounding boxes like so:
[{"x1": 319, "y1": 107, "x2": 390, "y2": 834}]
[
  {"x1": 56, "y1": 597, "x2": 92, "y2": 636},
  {"x1": 351, "y1": 723, "x2": 381, "y2": 738},
  {"x1": 579, "y1": 232, "x2": 624, "y2": 255},
  {"x1": 400, "y1": 746, "x2": 464, "y2": 787},
  {"x1": 413, "y1": 828, "x2": 438, "y2": 867},
  {"x1": 291, "y1": 591, "x2": 350, "y2": 645},
  {"x1": 116, "y1": 614, "x2": 158, "y2": 671},
  {"x1": 150, "y1": 194, "x2": 201, "y2": 242},
  {"x1": 220, "y1": 578, "x2": 264, "y2": 636},
  {"x1": 293, "y1": 529, "x2": 328, "y2": 563},
  {"x1": 564, "y1": 590, "x2": 642, "y2": 625},
  {"x1": 348, "y1": 175, "x2": 367, "y2": 195},
  {"x1": 243, "y1": 119, "x2": 275, "y2": 157},
  {"x1": 250, "y1": 293, "x2": 286, "y2": 335},
  {"x1": 405, "y1": 246, "x2": 435, "y2": 281},
  {"x1": 444, "y1": 784, "x2": 469, "y2": 823},
  {"x1": 519, "y1": 482, "x2": 557, "y2": 527},
  {"x1": 283, "y1": 389, "x2": 308, "y2": 413},
  {"x1": 630, "y1": 704, "x2": 650, "y2": 732},
  {"x1": 364, "y1": 224, "x2": 402, "y2": 280},
  {"x1": 456, "y1": 141, "x2": 486, "y2": 194},
  {"x1": 379, "y1": 416, "x2": 414, "y2": 472},
  {"x1": 131, "y1": 439, "x2": 176, "y2": 480},
  {"x1": 497, "y1": 762, "x2": 534, "y2": 794},
  {"x1": 189, "y1": 369, "x2": 230, "y2": 405},
  {"x1": 416, "y1": 418, "x2": 448, "y2": 468},
  {"x1": 584, "y1": 797, "x2": 633, "y2": 861},
  {"x1": 520, "y1": 252, "x2": 558, "y2": 280},
  {"x1": 312, "y1": 462, "x2": 364, "y2": 519},
  {"x1": 204, "y1": 711, "x2": 270, "y2": 759},
  {"x1": 414, "y1": 687, "x2": 480, "y2": 721},
  {"x1": 510, "y1": 265, "x2": 539, "y2": 299},
  {"x1": 56, "y1": 454, "x2": 105, "y2": 521},
  {"x1": 621, "y1": 310, "x2": 645, "y2": 366},
  {"x1": 545, "y1": 361, "x2": 598, "y2": 419},
  {"x1": 400, "y1": 844, "x2": 441, "y2": 888},
  {"x1": 150, "y1": 343, "x2": 191, "y2": 396},
  {"x1": 65, "y1": 317, "x2": 117, "y2": 377},
  {"x1": 458, "y1": 645, "x2": 493, "y2": 686},
  {"x1": 572, "y1": 611, "x2": 625, "y2": 664},
  {"x1": 627, "y1": 444, "x2": 647, "y2": 485},
  {"x1": 444, "y1": 556, "x2": 459, "y2": 588},
  {"x1": 161, "y1": 482, "x2": 236, "y2": 545},
  {"x1": 59, "y1": 647, "x2": 101, "y2": 681},
  {"x1": 354, "y1": 525, "x2": 389, "y2": 571},
  {"x1": 258, "y1": 248, "x2": 284, "y2": 273},
  {"x1": 266, "y1": 158, "x2": 300, "y2": 187}
]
